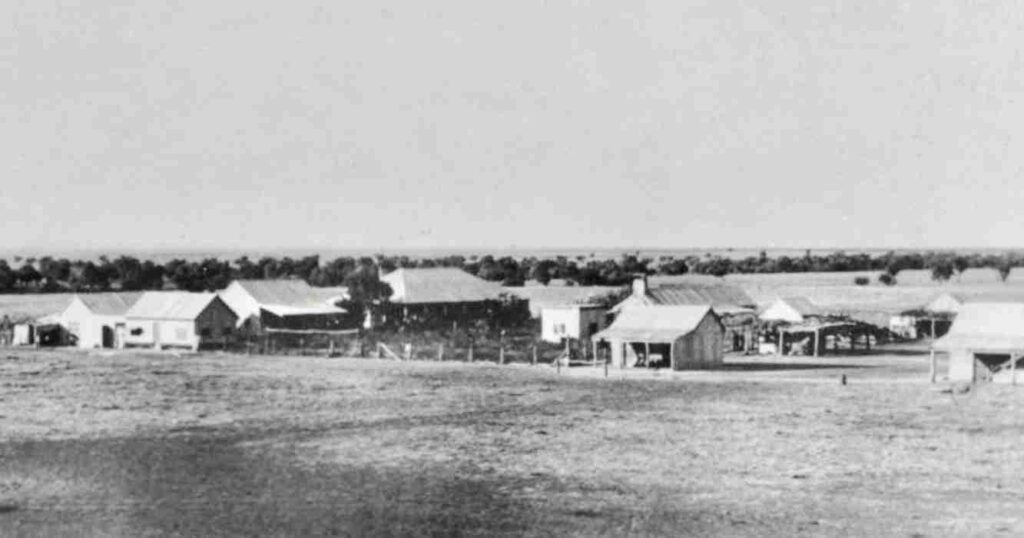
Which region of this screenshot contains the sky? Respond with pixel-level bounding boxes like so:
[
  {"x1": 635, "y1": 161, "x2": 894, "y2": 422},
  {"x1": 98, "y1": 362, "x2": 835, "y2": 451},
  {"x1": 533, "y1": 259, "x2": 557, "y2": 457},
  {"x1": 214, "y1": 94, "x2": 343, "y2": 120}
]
[{"x1": 1, "y1": 0, "x2": 1023, "y2": 254}]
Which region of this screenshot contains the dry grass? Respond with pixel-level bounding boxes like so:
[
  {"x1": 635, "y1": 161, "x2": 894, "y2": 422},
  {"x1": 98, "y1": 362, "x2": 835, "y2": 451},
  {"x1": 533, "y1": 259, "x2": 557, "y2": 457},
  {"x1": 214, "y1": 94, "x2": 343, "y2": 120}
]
[{"x1": 1, "y1": 348, "x2": 1023, "y2": 536}]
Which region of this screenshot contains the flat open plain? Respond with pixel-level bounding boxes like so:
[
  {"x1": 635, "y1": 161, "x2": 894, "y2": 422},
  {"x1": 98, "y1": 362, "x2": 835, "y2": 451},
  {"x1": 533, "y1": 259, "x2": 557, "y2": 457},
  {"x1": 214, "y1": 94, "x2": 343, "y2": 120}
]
[{"x1": 2, "y1": 348, "x2": 1023, "y2": 537}]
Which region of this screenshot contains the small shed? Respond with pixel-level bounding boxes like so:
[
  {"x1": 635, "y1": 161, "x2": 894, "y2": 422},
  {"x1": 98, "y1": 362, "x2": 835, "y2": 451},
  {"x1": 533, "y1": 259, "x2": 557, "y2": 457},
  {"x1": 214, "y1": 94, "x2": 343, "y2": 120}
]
[
  {"x1": 611, "y1": 276, "x2": 756, "y2": 353},
  {"x1": 58, "y1": 292, "x2": 142, "y2": 349},
  {"x1": 124, "y1": 292, "x2": 238, "y2": 351},
  {"x1": 594, "y1": 305, "x2": 724, "y2": 370},
  {"x1": 932, "y1": 302, "x2": 1024, "y2": 383},
  {"x1": 540, "y1": 304, "x2": 609, "y2": 344}
]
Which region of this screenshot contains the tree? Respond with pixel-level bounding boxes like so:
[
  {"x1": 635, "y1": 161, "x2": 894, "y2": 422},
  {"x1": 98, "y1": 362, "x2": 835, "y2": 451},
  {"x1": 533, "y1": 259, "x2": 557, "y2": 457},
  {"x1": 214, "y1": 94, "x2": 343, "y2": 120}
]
[
  {"x1": 930, "y1": 259, "x2": 955, "y2": 282},
  {"x1": 0, "y1": 261, "x2": 16, "y2": 292},
  {"x1": 342, "y1": 267, "x2": 392, "y2": 304},
  {"x1": 953, "y1": 256, "x2": 970, "y2": 280},
  {"x1": 17, "y1": 263, "x2": 42, "y2": 288},
  {"x1": 997, "y1": 258, "x2": 1013, "y2": 282},
  {"x1": 878, "y1": 273, "x2": 896, "y2": 286}
]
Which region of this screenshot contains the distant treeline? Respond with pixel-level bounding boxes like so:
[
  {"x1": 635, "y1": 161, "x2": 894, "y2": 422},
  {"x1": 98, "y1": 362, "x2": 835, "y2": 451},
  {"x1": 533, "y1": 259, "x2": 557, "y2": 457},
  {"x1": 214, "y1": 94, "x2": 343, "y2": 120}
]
[{"x1": 0, "y1": 250, "x2": 1017, "y2": 294}]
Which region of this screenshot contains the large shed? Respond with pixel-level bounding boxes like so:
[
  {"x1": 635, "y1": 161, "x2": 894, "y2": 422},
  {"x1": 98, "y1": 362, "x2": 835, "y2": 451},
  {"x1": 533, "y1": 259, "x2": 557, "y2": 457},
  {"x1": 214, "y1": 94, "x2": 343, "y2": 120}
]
[
  {"x1": 219, "y1": 279, "x2": 350, "y2": 332},
  {"x1": 58, "y1": 292, "x2": 142, "y2": 349},
  {"x1": 594, "y1": 305, "x2": 724, "y2": 370},
  {"x1": 932, "y1": 302, "x2": 1024, "y2": 383},
  {"x1": 124, "y1": 292, "x2": 238, "y2": 351}
]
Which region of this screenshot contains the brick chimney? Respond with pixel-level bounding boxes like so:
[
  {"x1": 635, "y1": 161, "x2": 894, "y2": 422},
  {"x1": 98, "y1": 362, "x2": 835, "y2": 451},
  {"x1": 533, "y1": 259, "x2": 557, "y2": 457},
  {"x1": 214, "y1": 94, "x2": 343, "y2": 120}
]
[{"x1": 631, "y1": 274, "x2": 648, "y2": 297}]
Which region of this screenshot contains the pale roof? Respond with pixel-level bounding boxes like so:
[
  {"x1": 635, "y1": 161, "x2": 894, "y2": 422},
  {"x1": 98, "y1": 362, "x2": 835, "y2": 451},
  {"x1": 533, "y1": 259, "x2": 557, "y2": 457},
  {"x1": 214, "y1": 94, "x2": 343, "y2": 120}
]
[
  {"x1": 76, "y1": 292, "x2": 143, "y2": 316},
  {"x1": 594, "y1": 305, "x2": 716, "y2": 343},
  {"x1": 382, "y1": 268, "x2": 502, "y2": 304},
  {"x1": 126, "y1": 292, "x2": 223, "y2": 320},
  {"x1": 933, "y1": 302, "x2": 1024, "y2": 352},
  {"x1": 504, "y1": 285, "x2": 623, "y2": 316},
  {"x1": 233, "y1": 280, "x2": 347, "y2": 315},
  {"x1": 780, "y1": 296, "x2": 822, "y2": 316}
]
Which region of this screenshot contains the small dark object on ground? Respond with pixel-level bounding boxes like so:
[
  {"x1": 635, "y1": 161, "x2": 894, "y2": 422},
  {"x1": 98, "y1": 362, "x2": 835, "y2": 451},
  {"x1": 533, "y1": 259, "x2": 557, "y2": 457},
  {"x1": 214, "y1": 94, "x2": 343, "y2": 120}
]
[{"x1": 0, "y1": 504, "x2": 19, "y2": 514}]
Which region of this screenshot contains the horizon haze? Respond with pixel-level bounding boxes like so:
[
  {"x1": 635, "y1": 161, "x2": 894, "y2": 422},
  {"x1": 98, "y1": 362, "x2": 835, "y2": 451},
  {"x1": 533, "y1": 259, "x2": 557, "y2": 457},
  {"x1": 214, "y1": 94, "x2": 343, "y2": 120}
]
[{"x1": 3, "y1": 1, "x2": 1023, "y2": 252}]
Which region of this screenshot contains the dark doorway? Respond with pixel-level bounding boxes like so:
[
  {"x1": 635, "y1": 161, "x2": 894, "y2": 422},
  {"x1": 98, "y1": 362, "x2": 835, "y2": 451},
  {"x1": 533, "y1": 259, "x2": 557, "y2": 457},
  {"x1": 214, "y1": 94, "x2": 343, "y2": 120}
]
[{"x1": 102, "y1": 326, "x2": 114, "y2": 348}]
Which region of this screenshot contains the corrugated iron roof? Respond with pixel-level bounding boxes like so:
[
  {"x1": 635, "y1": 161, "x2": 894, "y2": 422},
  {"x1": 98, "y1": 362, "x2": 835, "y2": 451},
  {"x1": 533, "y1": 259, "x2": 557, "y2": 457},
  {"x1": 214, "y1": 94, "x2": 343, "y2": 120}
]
[
  {"x1": 76, "y1": 292, "x2": 143, "y2": 315},
  {"x1": 126, "y1": 291, "x2": 223, "y2": 320},
  {"x1": 382, "y1": 268, "x2": 502, "y2": 304},
  {"x1": 234, "y1": 280, "x2": 348, "y2": 307},
  {"x1": 594, "y1": 305, "x2": 716, "y2": 343},
  {"x1": 933, "y1": 302, "x2": 1024, "y2": 352},
  {"x1": 504, "y1": 285, "x2": 623, "y2": 315}
]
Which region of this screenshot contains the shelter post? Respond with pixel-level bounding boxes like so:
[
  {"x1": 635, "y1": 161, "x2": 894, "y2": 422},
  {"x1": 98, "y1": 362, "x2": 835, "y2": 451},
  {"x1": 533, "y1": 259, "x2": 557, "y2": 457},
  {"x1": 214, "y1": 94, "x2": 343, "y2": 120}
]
[
  {"x1": 777, "y1": 330, "x2": 784, "y2": 356},
  {"x1": 931, "y1": 318, "x2": 936, "y2": 339},
  {"x1": 1013, "y1": 353, "x2": 1018, "y2": 386},
  {"x1": 813, "y1": 328, "x2": 819, "y2": 357},
  {"x1": 929, "y1": 349, "x2": 936, "y2": 383},
  {"x1": 592, "y1": 340, "x2": 598, "y2": 366},
  {"x1": 645, "y1": 341, "x2": 651, "y2": 367}
]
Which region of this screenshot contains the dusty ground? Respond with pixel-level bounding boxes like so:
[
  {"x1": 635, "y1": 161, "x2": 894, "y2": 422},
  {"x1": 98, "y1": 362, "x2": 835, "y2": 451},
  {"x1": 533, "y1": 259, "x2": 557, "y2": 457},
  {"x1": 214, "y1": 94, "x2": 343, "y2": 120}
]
[{"x1": 2, "y1": 347, "x2": 1023, "y2": 536}]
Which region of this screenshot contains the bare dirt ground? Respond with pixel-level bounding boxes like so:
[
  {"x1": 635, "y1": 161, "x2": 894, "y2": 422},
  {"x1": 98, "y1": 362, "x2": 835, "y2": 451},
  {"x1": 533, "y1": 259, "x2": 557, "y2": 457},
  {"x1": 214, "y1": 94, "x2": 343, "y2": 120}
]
[{"x1": 2, "y1": 347, "x2": 1023, "y2": 536}]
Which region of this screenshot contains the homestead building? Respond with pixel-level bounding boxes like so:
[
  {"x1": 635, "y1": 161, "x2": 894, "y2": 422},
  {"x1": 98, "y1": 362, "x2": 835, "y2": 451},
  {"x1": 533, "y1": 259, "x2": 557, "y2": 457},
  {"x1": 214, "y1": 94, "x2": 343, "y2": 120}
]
[
  {"x1": 124, "y1": 292, "x2": 238, "y2": 351},
  {"x1": 594, "y1": 305, "x2": 724, "y2": 370},
  {"x1": 380, "y1": 267, "x2": 511, "y2": 328}
]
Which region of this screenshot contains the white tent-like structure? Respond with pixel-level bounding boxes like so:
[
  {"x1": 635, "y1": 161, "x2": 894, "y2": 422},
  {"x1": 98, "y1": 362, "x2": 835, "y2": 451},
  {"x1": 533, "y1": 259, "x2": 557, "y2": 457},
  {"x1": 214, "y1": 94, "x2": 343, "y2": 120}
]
[{"x1": 931, "y1": 302, "x2": 1024, "y2": 383}]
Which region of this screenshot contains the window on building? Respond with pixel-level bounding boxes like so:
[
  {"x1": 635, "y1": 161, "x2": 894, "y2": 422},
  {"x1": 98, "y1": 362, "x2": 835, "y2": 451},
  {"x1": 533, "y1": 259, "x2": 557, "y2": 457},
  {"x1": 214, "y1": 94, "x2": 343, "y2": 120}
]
[
  {"x1": 554, "y1": 323, "x2": 566, "y2": 335},
  {"x1": 200, "y1": 328, "x2": 211, "y2": 337},
  {"x1": 130, "y1": 327, "x2": 144, "y2": 336}
]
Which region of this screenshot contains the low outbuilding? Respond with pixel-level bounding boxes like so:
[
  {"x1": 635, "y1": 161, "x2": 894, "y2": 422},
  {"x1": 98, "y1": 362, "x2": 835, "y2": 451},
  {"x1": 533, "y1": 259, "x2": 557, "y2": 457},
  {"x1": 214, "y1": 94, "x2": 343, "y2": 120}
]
[
  {"x1": 540, "y1": 304, "x2": 609, "y2": 344},
  {"x1": 594, "y1": 305, "x2": 724, "y2": 370}
]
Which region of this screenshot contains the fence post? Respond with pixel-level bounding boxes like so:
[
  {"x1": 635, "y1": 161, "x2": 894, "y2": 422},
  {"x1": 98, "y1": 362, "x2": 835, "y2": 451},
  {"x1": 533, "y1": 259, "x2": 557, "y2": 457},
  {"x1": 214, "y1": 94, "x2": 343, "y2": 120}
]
[
  {"x1": 532, "y1": 345, "x2": 537, "y2": 366},
  {"x1": 469, "y1": 343, "x2": 474, "y2": 362},
  {"x1": 328, "y1": 340, "x2": 335, "y2": 358},
  {"x1": 404, "y1": 343, "x2": 412, "y2": 361},
  {"x1": 499, "y1": 346, "x2": 505, "y2": 365},
  {"x1": 438, "y1": 343, "x2": 444, "y2": 361}
]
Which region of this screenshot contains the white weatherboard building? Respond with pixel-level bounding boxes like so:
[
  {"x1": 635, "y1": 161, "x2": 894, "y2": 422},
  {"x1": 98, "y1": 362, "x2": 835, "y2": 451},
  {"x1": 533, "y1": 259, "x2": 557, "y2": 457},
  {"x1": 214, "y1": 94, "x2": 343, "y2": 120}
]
[
  {"x1": 540, "y1": 305, "x2": 608, "y2": 343},
  {"x1": 58, "y1": 292, "x2": 142, "y2": 349},
  {"x1": 124, "y1": 292, "x2": 238, "y2": 351}
]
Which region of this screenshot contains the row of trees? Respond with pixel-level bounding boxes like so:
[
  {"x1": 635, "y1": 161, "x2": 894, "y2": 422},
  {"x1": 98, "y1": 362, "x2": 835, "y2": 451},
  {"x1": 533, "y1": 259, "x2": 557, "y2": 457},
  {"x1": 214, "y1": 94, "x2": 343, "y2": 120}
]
[{"x1": 0, "y1": 250, "x2": 1020, "y2": 294}]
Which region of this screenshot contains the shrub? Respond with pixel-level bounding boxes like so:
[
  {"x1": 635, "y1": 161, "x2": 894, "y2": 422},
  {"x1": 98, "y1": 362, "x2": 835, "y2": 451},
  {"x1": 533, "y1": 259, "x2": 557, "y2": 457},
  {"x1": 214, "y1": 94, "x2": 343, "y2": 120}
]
[
  {"x1": 853, "y1": 276, "x2": 870, "y2": 286},
  {"x1": 878, "y1": 273, "x2": 896, "y2": 286}
]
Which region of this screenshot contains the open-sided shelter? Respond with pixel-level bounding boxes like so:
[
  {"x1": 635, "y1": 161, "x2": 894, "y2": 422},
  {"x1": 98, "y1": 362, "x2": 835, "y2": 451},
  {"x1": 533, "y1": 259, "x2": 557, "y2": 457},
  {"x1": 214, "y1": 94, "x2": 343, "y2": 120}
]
[
  {"x1": 759, "y1": 296, "x2": 824, "y2": 324},
  {"x1": 594, "y1": 305, "x2": 724, "y2": 370}
]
